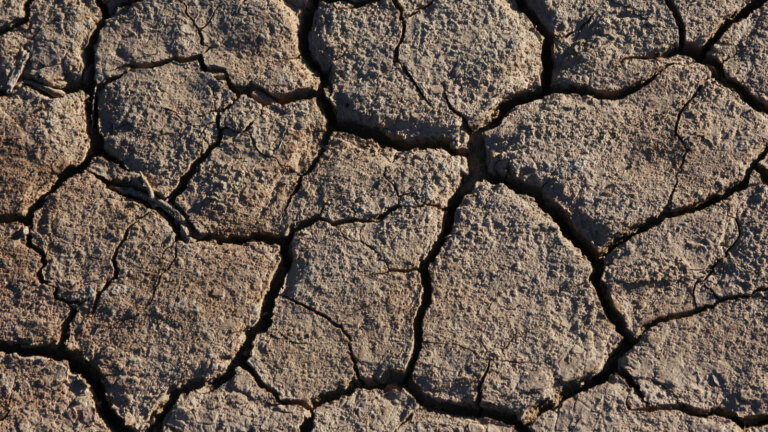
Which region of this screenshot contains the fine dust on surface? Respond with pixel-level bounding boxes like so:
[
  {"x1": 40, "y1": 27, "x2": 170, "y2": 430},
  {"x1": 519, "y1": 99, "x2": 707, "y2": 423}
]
[{"x1": 1, "y1": 0, "x2": 767, "y2": 431}]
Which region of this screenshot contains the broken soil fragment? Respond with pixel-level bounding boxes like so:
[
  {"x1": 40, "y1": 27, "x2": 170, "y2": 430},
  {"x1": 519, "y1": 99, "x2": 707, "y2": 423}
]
[
  {"x1": 0, "y1": 354, "x2": 109, "y2": 431},
  {"x1": 177, "y1": 96, "x2": 327, "y2": 238},
  {"x1": 0, "y1": 223, "x2": 69, "y2": 347},
  {"x1": 605, "y1": 178, "x2": 768, "y2": 334},
  {"x1": 96, "y1": 0, "x2": 319, "y2": 98},
  {"x1": 412, "y1": 182, "x2": 619, "y2": 423},
  {"x1": 313, "y1": 387, "x2": 515, "y2": 431},
  {"x1": 531, "y1": 375, "x2": 741, "y2": 431},
  {"x1": 0, "y1": 90, "x2": 89, "y2": 218},
  {"x1": 527, "y1": 0, "x2": 678, "y2": 93},
  {"x1": 485, "y1": 60, "x2": 768, "y2": 251},
  {"x1": 0, "y1": 0, "x2": 100, "y2": 92},
  {"x1": 163, "y1": 368, "x2": 309, "y2": 431},
  {"x1": 709, "y1": 3, "x2": 768, "y2": 107},
  {"x1": 622, "y1": 292, "x2": 768, "y2": 420},
  {"x1": 66, "y1": 210, "x2": 280, "y2": 430}
]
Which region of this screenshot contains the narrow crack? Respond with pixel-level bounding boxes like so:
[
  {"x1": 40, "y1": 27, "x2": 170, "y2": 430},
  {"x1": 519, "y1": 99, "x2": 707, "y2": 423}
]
[
  {"x1": 662, "y1": 0, "x2": 686, "y2": 52},
  {"x1": 516, "y1": 0, "x2": 554, "y2": 93}
]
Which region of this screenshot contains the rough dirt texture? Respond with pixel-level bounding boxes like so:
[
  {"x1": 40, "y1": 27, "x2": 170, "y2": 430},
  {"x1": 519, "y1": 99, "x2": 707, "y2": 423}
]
[{"x1": 2, "y1": 0, "x2": 768, "y2": 431}]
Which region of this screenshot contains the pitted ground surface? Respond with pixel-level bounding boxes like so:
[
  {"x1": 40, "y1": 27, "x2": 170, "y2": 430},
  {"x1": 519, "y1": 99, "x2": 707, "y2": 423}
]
[{"x1": 1, "y1": 0, "x2": 767, "y2": 431}]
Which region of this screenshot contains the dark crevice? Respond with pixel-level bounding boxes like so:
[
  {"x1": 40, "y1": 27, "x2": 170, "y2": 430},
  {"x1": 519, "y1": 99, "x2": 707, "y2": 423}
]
[
  {"x1": 299, "y1": 413, "x2": 315, "y2": 432},
  {"x1": 662, "y1": 0, "x2": 686, "y2": 52},
  {"x1": 756, "y1": 163, "x2": 768, "y2": 184},
  {"x1": 634, "y1": 404, "x2": 753, "y2": 429},
  {"x1": 0, "y1": 344, "x2": 130, "y2": 432},
  {"x1": 516, "y1": 0, "x2": 554, "y2": 93},
  {"x1": 0, "y1": 0, "x2": 33, "y2": 35},
  {"x1": 402, "y1": 134, "x2": 483, "y2": 386}
]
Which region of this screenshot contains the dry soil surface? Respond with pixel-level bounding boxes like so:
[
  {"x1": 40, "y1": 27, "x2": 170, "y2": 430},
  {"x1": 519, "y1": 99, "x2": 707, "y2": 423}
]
[{"x1": 1, "y1": 0, "x2": 768, "y2": 431}]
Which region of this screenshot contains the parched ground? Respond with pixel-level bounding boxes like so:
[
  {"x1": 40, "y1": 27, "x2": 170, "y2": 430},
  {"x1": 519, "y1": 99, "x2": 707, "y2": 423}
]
[{"x1": 1, "y1": 0, "x2": 768, "y2": 431}]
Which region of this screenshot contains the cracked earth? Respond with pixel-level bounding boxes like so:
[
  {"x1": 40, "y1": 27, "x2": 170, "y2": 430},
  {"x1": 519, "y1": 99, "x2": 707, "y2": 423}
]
[{"x1": 1, "y1": 0, "x2": 768, "y2": 431}]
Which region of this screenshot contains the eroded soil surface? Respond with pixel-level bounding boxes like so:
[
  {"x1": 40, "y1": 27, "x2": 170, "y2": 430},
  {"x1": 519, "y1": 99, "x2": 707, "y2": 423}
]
[{"x1": 1, "y1": 0, "x2": 768, "y2": 431}]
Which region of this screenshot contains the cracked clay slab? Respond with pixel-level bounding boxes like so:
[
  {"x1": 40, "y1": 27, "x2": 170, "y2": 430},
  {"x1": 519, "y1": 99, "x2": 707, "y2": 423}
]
[
  {"x1": 485, "y1": 60, "x2": 768, "y2": 251},
  {"x1": 531, "y1": 375, "x2": 741, "y2": 431},
  {"x1": 313, "y1": 387, "x2": 514, "y2": 431},
  {"x1": 31, "y1": 170, "x2": 148, "y2": 304},
  {"x1": 98, "y1": 61, "x2": 234, "y2": 197},
  {"x1": 176, "y1": 96, "x2": 327, "y2": 238},
  {"x1": 251, "y1": 205, "x2": 444, "y2": 404},
  {"x1": 604, "y1": 178, "x2": 768, "y2": 335},
  {"x1": 710, "y1": 3, "x2": 768, "y2": 107},
  {"x1": 163, "y1": 368, "x2": 309, "y2": 431},
  {"x1": 0, "y1": 353, "x2": 109, "y2": 431},
  {"x1": 95, "y1": 0, "x2": 319, "y2": 98},
  {"x1": 622, "y1": 292, "x2": 768, "y2": 420},
  {"x1": 412, "y1": 182, "x2": 620, "y2": 423},
  {"x1": 527, "y1": 0, "x2": 678, "y2": 93},
  {"x1": 673, "y1": 0, "x2": 750, "y2": 52},
  {"x1": 0, "y1": 0, "x2": 101, "y2": 93},
  {"x1": 0, "y1": 90, "x2": 89, "y2": 218},
  {"x1": 0, "y1": 223, "x2": 69, "y2": 347},
  {"x1": 66, "y1": 209, "x2": 280, "y2": 430}
]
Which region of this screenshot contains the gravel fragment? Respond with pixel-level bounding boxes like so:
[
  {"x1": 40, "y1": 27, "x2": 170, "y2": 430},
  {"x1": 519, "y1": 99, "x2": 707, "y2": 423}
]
[
  {"x1": 486, "y1": 61, "x2": 765, "y2": 251},
  {"x1": 0, "y1": 90, "x2": 89, "y2": 217},
  {"x1": 528, "y1": 0, "x2": 678, "y2": 93},
  {"x1": 314, "y1": 387, "x2": 514, "y2": 431},
  {"x1": 0, "y1": 0, "x2": 100, "y2": 91},
  {"x1": 710, "y1": 4, "x2": 768, "y2": 107},
  {"x1": 177, "y1": 97, "x2": 327, "y2": 238},
  {"x1": 412, "y1": 182, "x2": 619, "y2": 423},
  {"x1": 98, "y1": 62, "x2": 234, "y2": 197},
  {"x1": 67, "y1": 211, "x2": 280, "y2": 430},
  {"x1": 163, "y1": 368, "x2": 309, "y2": 431},
  {"x1": 0, "y1": 223, "x2": 68, "y2": 346},
  {"x1": 622, "y1": 292, "x2": 768, "y2": 419},
  {"x1": 0, "y1": 354, "x2": 109, "y2": 431},
  {"x1": 605, "y1": 180, "x2": 768, "y2": 334},
  {"x1": 531, "y1": 375, "x2": 741, "y2": 431}
]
